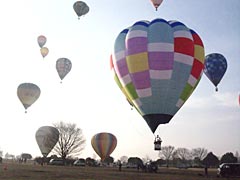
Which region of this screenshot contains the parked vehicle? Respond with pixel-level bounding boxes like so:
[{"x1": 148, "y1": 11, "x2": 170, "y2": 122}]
[
  {"x1": 145, "y1": 161, "x2": 158, "y2": 173},
  {"x1": 217, "y1": 163, "x2": 240, "y2": 177},
  {"x1": 73, "y1": 159, "x2": 86, "y2": 166},
  {"x1": 176, "y1": 163, "x2": 191, "y2": 169},
  {"x1": 126, "y1": 163, "x2": 138, "y2": 168},
  {"x1": 48, "y1": 159, "x2": 64, "y2": 166}
]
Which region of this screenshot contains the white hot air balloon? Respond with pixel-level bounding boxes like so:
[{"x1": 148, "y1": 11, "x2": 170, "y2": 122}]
[
  {"x1": 35, "y1": 126, "x2": 59, "y2": 157},
  {"x1": 17, "y1": 83, "x2": 41, "y2": 113}
]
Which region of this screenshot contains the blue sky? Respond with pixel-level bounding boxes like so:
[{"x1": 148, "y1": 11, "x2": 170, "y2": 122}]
[{"x1": 0, "y1": 0, "x2": 239, "y2": 161}]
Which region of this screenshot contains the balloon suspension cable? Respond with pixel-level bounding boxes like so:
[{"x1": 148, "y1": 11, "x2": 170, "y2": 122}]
[{"x1": 156, "y1": 128, "x2": 162, "y2": 143}]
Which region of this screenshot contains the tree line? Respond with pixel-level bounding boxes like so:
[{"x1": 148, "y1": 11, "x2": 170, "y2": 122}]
[
  {"x1": 156, "y1": 146, "x2": 239, "y2": 168},
  {"x1": 1, "y1": 122, "x2": 239, "y2": 168}
]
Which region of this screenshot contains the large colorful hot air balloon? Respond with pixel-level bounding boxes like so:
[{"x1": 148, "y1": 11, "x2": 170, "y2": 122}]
[
  {"x1": 17, "y1": 83, "x2": 41, "y2": 113},
  {"x1": 73, "y1": 1, "x2": 89, "y2": 19},
  {"x1": 150, "y1": 0, "x2": 163, "y2": 11},
  {"x1": 91, "y1": 132, "x2": 117, "y2": 161},
  {"x1": 40, "y1": 47, "x2": 49, "y2": 58},
  {"x1": 111, "y1": 18, "x2": 205, "y2": 135},
  {"x1": 56, "y1": 58, "x2": 72, "y2": 82},
  {"x1": 37, "y1": 35, "x2": 47, "y2": 48},
  {"x1": 35, "y1": 126, "x2": 59, "y2": 157},
  {"x1": 204, "y1": 53, "x2": 227, "y2": 91}
]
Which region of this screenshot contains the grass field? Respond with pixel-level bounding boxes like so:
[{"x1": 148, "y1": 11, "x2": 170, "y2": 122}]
[{"x1": 0, "y1": 162, "x2": 230, "y2": 180}]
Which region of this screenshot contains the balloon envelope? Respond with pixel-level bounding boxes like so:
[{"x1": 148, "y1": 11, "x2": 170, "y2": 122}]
[
  {"x1": 111, "y1": 18, "x2": 205, "y2": 133},
  {"x1": 56, "y1": 58, "x2": 72, "y2": 81},
  {"x1": 150, "y1": 0, "x2": 163, "y2": 10},
  {"x1": 37, "y1": 35, "x2": 47, "y2": 48},
  {"x1": 204, "y1": 53, "x2": 227, "y2": 91},
  {"x1": 73, "y1": 1, "x2": 89, "y2": 19},
  {"x1": 35, "y1": 126, "x2": 59, "y2": 157},
  {"x1": 17, "y1": 83, "x2": 41, "y2": 111},
  {"x1": 91, "y1": 133, "x2": 117, "y2": 161},
  {"x1": 40, "y1": 47, "x2": 49, "y2": 58},
  {"x1": 239, "y1": 94, "x2": 240, "y2": 106}
]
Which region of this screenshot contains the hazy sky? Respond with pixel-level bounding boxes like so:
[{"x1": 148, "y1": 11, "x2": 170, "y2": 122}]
[{"x1": 0, "y1": 0, "x2": 239, "y2": 161}]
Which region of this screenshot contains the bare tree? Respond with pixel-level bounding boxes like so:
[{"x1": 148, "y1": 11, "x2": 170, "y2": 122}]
[
  {"x1": 159, "y1": 145, "x2": 175, "y2": 167},
  {"x1": 5, "y1": 153, "x2": 15, "y2": 159},
  {"x1": 120, "y1": 156, "x2": 128, "y2": 163},
  {"x1": 142, "y1": 154, "x2": 151, "y2": 163},
  {"x1": 175, "y1": 148, "x2": 192, "y2": 161},
  {"x1": 53, "y1": 121, "x2": 86, "y2": 161},
  {"x1": 234, "y1": 151, "x2": 240, "y2": 163},
  {"x1": 192, "y1": 148, "x2": 208, "y2": 160}
]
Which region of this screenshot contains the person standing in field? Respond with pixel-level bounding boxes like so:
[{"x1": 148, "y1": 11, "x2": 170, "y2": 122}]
[{"x1": 118, "y1": 160, "x2": 122, "y2": 171}]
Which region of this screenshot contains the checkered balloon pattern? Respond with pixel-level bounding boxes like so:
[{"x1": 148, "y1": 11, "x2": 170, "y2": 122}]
[{"x1": 111, "y1": 18, "x2": 205, "y2": 133}]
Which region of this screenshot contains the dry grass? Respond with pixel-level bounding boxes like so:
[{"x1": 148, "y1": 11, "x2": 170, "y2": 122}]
[{"x1": 0, "y1": 162, "x2": 230, "y2": 180}]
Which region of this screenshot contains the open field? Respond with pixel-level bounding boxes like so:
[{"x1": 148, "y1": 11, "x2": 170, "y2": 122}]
[{"x1": 0, "y1": 162, "x2": 232, "y2": 180}]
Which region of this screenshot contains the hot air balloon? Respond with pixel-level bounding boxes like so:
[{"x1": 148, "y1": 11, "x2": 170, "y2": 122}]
[
  {"x1": 204, "y1": 53, "x2": 227, "y2": 91},
  {"x1": 238, "y1": 94, "x2": 240, "y2": 106},
  {"x1": 73, "y1": 1, "x2": 89, "y2": 19},
  {"x1": 56, "y1": 58, "x2": 72, "y2": 82},
  {"x1": 37, "y1": 35, "x2": 47, "y2": 48},
  {"x1": 111, "y1": 18, "x2": 205, "y2": 142},
  {"x1": 91, "y1": 132, "x2": 117, "y2": 161},
  {"x1": 40, "y1": 47, "x2": 49, "y2": 58},
  {"x1": 35, "y1": 126, "x2": 59, "y2": 157},
  {"x1": 150, "y1": 0, "x2": 163, "y2": 11},
  {"x1": 17, "y1": 83, "x2": 41, "y2": 113}
]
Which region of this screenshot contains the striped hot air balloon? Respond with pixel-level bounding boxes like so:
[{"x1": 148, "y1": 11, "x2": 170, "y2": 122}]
[{"x1": 91, "y1": 132, "x2": 117, "y2": 161}]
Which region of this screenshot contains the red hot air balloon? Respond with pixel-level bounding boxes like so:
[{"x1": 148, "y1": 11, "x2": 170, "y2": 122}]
[{"x1": 150, "y1": 0, "x2": 163, "y2": 11}]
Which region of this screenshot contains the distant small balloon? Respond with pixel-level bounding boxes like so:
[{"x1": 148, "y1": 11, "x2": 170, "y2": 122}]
[
  {"x1": 150, "y1": 0, "x2": 163, "y2": 11},
  {"x1": 17, "y1": 83, "x2": 41, "y2": 113},
  {"x1": 40, "y1": 47, "x2": 49, "y2": 58},
  {"x1": 56, "y1": 58, "x2": 72, "y2": 82},
  {"x1": 73, "y1": 1, "x2": 89, "y2": 19},
  {"x1": 204, "y1": 53, "x2": 227, "y2": 91},
  {"x1": 37, "y1": 35, "x2": 47, "y2": 48},
  {"x1": 238, "y1": 94, "x2": 240, "y2": 106}
]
